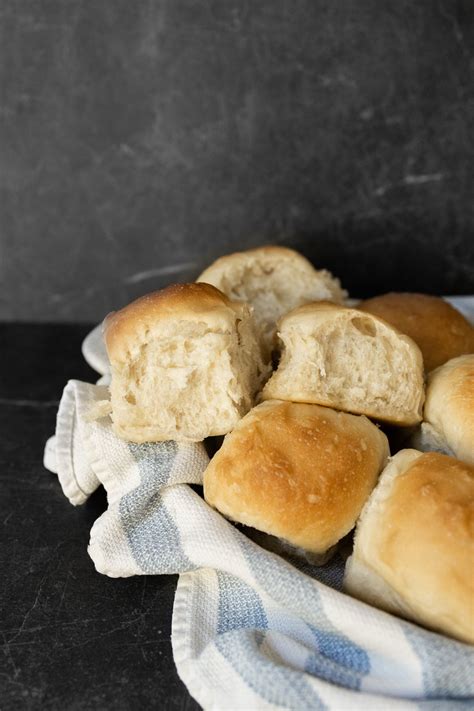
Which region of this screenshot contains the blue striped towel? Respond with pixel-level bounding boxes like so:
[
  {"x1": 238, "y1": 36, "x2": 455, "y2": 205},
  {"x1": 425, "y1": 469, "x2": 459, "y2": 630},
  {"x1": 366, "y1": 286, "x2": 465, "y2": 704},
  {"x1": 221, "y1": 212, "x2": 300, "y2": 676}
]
[{"x1": 43, "y1": 297, "x2": 474, "y2": 710}]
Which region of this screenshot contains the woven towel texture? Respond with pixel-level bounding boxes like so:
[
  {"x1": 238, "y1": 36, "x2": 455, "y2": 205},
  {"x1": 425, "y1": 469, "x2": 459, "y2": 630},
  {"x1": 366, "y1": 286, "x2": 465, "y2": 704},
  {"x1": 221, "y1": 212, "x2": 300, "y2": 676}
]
[{"x1": 44, "y1": 296, "x2": 474, "y2": 710}]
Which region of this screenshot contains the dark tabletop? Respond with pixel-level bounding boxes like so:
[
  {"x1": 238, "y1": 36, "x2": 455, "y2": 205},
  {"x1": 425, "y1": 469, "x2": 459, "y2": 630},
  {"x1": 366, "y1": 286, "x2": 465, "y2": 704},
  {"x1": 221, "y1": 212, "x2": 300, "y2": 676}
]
[{"x1": 0, "y1": 324, "x2": 200, "y2": 711}]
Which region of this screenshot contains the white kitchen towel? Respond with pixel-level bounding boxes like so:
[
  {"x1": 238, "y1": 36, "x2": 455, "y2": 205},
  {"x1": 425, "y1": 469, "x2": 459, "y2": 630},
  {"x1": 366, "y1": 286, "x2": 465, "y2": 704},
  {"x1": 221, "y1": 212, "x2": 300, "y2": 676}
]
[{"x1": 45, "y1": 378, "x2": 474, "y2": 710}]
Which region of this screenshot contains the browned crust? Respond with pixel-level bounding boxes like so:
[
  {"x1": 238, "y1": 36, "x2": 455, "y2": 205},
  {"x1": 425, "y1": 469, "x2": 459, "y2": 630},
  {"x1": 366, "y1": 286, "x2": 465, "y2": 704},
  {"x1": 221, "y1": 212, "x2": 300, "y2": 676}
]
[
  {"x1": 424, "y1": 355, "x2": 474, "y2": 463},
  {"x1": 358, "y1": 293, "x2": 474, "y2": 372},
  {"x1": 104, "y1": 282, "x2": 241, "y2": 359},
  {"x1": 204, "y1": 400, "x2": 388, "y2": 554},
  {"x1": 370, "y1": 452, "x2": 474, "y2": 641}
]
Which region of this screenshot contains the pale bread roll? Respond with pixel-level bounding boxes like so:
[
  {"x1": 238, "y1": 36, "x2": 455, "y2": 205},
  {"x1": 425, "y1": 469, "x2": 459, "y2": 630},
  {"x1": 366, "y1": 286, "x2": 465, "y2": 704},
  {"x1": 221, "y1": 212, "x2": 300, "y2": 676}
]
[
  {"x1": 358, "y1": 292, "x2": 474, "y2": 372},
  {"x1": 344, "y1": 450, "x2": 474, "y2": 644},
  {"x1": 204, "y1": 400, "x2": 389, "y2": 556},
  {"x1": 421, "y1": 355, "x2": 474, "y2": 465},
  {"x1": 197, "y1": 246, "x2": 347, "y2": 355},
  {"x1": 262, "y1": 302, "x2": 425, "y2": 426},
  {"x1": 104, "y1": 283, "x2": 269, "y2": 442}
]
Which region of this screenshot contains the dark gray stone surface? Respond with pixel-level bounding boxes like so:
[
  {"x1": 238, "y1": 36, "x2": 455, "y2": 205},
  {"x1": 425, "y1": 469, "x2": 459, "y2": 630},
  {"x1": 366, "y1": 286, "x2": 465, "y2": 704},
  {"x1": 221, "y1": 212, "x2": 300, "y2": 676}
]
[
  {"x1": 0, "y1": 324, "x2": 200, "y2": 710},
  {"x1": 2, "y1": 1, "x2": 474, "y2": 322}
]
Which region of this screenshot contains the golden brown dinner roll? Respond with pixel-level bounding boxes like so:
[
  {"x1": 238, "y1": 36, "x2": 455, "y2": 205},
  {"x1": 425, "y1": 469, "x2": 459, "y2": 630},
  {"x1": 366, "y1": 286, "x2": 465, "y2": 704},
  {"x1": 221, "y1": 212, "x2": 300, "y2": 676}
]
[
  {"x1": 204, "y1": 400, "x2": 389, "y2": 557},
  {"x1": 344, "y1": 450, "x2": 474, "y2": 644},
  {"x1": 197, "y1": 246, "x2": 347, "y2": 355},
  {"x1": 358, "y1": 292, "x2": 474, "y2": 372},
  {"x1": 104, "y1": 283, "x2": 269, "y2": 442},
  {"x1": 419, "y1": 355, "x2": 474, "y2": 465},
  {"x1": 262, "y1": 302, "x2": 424, "y2": 426}
]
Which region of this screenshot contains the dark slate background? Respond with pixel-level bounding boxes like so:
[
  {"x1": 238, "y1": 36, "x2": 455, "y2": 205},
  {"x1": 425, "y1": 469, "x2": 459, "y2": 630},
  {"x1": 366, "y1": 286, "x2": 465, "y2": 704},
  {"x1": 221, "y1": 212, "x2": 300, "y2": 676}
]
[{"x1": 2, "y1": 0, "x2": 474, "y2": 322}]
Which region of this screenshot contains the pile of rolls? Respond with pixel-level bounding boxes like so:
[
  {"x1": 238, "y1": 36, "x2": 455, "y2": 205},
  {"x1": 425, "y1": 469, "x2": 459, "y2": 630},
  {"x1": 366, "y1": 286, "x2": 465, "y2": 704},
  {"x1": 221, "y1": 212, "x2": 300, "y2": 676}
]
[{"x1": 99, "y1": 246, "x2": 474, "y2": 644}]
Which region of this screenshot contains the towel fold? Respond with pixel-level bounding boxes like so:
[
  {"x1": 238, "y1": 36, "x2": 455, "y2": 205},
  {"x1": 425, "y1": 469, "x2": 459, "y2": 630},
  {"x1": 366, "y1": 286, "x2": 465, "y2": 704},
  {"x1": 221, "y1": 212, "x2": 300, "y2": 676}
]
[{"x1": 44, "y1": 375, "x2": 474, "y2": 710}]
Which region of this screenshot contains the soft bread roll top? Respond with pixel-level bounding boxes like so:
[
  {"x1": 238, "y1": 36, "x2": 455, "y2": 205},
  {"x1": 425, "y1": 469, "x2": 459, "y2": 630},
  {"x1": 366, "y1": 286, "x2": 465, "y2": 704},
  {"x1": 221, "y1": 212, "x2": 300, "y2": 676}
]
[
  {"x1": 197, "y1": 246, "x2": 346, "y2": 300},
  {"x1": 197, "y1": 246, "x2": 347, "y2": 354},
  {"x1": 358, "y1": 292, "x2": 474, "y2": 372},
  {"x1": 104, "y1": 283, "x2": 269, "y2": 442},
  {"x1": 104, "y1": 282, "x2": 248, "y2": 362},
  {"x1": 424, "y1": 355, "x2": 474, "y2": 465},
  {"x1": 262, "y1": 302, "x2": 424, "y2": 426},
  {"x1": 344, "y1": 450, "x2": 474, "y2": 644},
  {"x1": 204, "y1": 400, "x2": 389, "y2": 555}
]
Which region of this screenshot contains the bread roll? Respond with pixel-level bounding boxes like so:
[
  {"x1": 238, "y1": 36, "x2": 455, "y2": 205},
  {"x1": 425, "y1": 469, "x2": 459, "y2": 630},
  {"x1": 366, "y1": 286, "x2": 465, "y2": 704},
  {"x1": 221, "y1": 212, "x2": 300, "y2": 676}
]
[
  {"x1": 197, "y1": 246, "x2": 346, "y2": 355},
  {"x1": 344, "y1": 450, "x2": 474, "y2": 644},
  {"x1": 204, "y1": 400, "x2": 389, "y2": 557},
  {"x1": 358, "y1": 292, "x2": 474, "y2": 372},
  {"x1": 104, "y1": 283, "x2": 269, "y2": 442},
  {"x1": 262, "y1": 302, "x2": 424, "y2": 426},
  {"x1": 420, "y1": 355, "x2": 474, "y2": 465}
]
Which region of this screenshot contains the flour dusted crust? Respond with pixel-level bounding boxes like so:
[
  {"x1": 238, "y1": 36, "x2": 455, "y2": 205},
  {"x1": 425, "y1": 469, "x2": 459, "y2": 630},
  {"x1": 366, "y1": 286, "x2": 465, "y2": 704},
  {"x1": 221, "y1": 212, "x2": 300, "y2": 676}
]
[
  {"x1": 204, "y1": 400, "x2": 389, "y2": 555},
  {"x1": 104, "y1": 283, "x2": 269, "y2": 442},
  {"x1": 344, "y1": 450, "x2": 474, "y2": 644},
  {"x1": 262, "y1": 302, "x2": 425, "y2": 426},
  {"x1": 197, "y1": 246, "x2": 347, "y2": 355}
]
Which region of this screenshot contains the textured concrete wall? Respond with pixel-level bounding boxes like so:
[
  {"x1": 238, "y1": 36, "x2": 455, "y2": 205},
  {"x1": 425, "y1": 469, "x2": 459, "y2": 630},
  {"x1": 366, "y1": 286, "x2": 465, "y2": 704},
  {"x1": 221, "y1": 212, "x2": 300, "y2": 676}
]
[{"x1": 2, "y1": 1, "x2": 473, "y2": 321}]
